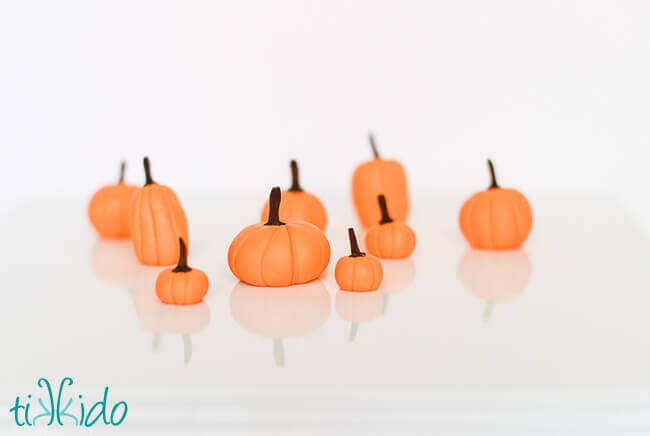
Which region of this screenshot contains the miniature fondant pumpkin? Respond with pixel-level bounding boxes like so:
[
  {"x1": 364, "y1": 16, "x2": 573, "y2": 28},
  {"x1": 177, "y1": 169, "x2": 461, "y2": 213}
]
[
  {"x1": 335, "y1": 228, "x2": 383, "y2": 292},
  {"x1": 230, "y1": 280, "x2": 331, "y2": 367},
  {"x1": 459, "y1": 159, "x2": 533, "y2": 250},
  {"x1": 129, "y1": 157, "x2": 189, "y2": 265},
  {"x1": 228, "y1": 187, "x2": 330, "y2": 287},
  {"x1": 352, "y1": 134, "x2": 409, "y2": 228},
  {"x1": 132, "y1": 266, "x2": 210, "y2": 363},
  {"x1": 260, "y1": 160, "x2": 327, "y2": 230},
  {"x1": 365, "y1": 195, "x2": 416, "y2": 259},
  {"x1": 88, "y1": 162, "x2": 138, "y2": 238},
  {"x1": 155, "y1": 238, "x2": 209, "y2": 305}
]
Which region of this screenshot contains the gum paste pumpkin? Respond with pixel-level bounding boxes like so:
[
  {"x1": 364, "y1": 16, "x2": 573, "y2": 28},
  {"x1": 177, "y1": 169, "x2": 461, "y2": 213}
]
[
  {"x1": 352, "y1": 134, "x2": 409, "y2": 228},
  {"x1": 335, "y1": 228, "x2": 383, "y2": 292},
  {"x1": 156, "y1": 238, "x2": 209, "y2": 305},
  {"x1": 229, "y1": 187, "x2": 330, "y2": 287},
  {"x1": 88, "y1": 161, "x2": 138, "y2": 238},
  {"x1": 459, "y1": 159, "x2": 533, "y2": 250},
  {"x1": 261, "y1": 160, "x2": 327, "y2": 231},
  {"x1": 129, "y1": 157, "x2": 189, "y2": 265},
  {"x1": 365, "y1": 195, "x2": 416, "y2": 259}
]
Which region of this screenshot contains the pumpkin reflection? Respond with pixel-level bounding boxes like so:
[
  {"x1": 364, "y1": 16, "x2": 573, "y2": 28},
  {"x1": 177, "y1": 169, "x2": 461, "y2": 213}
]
[
  {"x1": 378, "y1": 258, "x2": 416, "y2": 316},
  {"x1": 335, "y1": 290, "x2": 384, "y2": 341},
  {"x1": 132, "y1": 267, "x2": 210, "y2": 363},
  {"x1": 457, "y1": 248, "x2": 531, "y2": 321},
  {"x1": 91, "y1": 239, "x2": 138, "y2": 287},
  {"x1": 230, "y1": 280, "x2": 331, "y2": 367}
]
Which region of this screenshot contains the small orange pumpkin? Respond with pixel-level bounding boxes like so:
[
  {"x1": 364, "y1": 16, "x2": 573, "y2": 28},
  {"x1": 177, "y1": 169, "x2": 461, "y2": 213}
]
[
  {"x1": 129, "y1": 157, "x2": 189, "y2": 265},
  {"x1": 352, "y1": 134, "x2": 409, "y2": 228},
  {"x1": 335, "y1": 228, "x2": 383, "y2": 292},
  {"x1": 260, "y1": 160, "x2": 327, "y2": 230},
  {"x1": 88, "y1": 162, "x2": 138, "y2": 238},
  {"x1": 155, "y1": 238, "x2": 209, "y2": 305},
  {"x1": 229, "y1": 187, "x2": 330, "y2": 287},
  {"x1": 365, "y1": 195, "x2": 416, "y2": 259},
  {"x1": 459, "y1": 159, "x2": 533, "y2": 250}
]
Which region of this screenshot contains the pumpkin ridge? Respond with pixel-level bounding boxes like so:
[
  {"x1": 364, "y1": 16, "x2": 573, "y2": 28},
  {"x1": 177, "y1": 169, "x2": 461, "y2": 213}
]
[
  {"x1": 146, "y1": 188, "x2": 161, "y2": 265},
  {"x1": 487, "y1": 195, "x2": 495, "y2": 249},
  {"x1": 161, "y1": 186, "x2": 182, "y2": 262},
  {"x1": 229, "y1": 225, "x2": 258, "y2": 275},
  {"x1": 286, "y1": 225, "x2": 297, "y2": 284},
  {"x1": 259, "y1": 226, "x2": 281, "y2": 287},
  {"x1": 509, "y1": 196, "x2": 522, "y2": 247},
  {"x1": 138, "y1": 190, "x2": 148, "y2": 261},
  {"x1": 463, "y1": 198, "x2": 475, "y2": 244}
]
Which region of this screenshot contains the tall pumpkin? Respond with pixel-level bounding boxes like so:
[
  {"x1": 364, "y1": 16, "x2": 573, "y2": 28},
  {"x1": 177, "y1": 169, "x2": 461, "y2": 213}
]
[
  {"x1": 352, "y1": 134, "x2": 409, "y2": 228},
  {"x1": 129, "y1": 157, "x2": 188, "y2": 265}
]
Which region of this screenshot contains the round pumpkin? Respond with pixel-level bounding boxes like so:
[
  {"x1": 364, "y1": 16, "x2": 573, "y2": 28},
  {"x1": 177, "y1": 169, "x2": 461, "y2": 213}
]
[
  {"x1": 230, "y1": 280, "x2": 331, "y2": 367},
  {"x1": 365, "y1": 195, "x2": 416, "y2": 259},
  {"x1": 352, "y1": 134, "x2": 409, "y2": 228},
  {"x1": 260, "y1": 160, "x2": 327, "y2": 231},
  {"x1": 459, "y1": 159, "x2": 533, "y2": 250},
  {"x1": 335, "y1": 228, "x2": 383, "y2": 292},
  {"x1": 229, "y1": 187, "x2": 330, "y2": 287},
  {"x1": 129, "y1": 157, "x2": 189, "y2": 266},
  {"x1": 155, "y1": 238, "x2": 209, "y2": 305},
  {"x1": 132, "y1": 266, "x2": 211, "y2": 364},
  {"x1": 335, "y1": 289, "x2": 384, "y2": 341},
  {"x1": 88, "y1": 161, "x2": 138, "y2": 239}
]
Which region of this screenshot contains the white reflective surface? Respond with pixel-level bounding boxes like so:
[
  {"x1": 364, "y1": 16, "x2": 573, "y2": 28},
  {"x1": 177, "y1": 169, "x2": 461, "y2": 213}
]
[{"x1": 1, "y1": 193, "x2": 649, "y2": 434}]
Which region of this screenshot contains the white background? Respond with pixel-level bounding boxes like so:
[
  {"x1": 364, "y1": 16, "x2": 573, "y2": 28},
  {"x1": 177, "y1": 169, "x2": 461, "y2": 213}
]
[{"x1": 2, "y1": 0, "x2": 650, "y2": 227}]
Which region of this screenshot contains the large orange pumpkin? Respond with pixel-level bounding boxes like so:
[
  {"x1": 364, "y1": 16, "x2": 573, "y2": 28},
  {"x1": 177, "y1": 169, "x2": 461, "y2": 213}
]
[
  {"x1": 155, "y1": 238, "x2": 209, "y2": 305},
  {"x1": 352, "y1": 134, "x2": 409, "y2": 228},
  {"x1": 335, "y1": 228, "x2": 383, "y2": 292},
  {"x1": 365, "y1": 195, "x2": 416, "y2": 259},
  {"x1": 459, "y1": 159, "x2": 533, "y2": 250},
  {"x1": 228, "y1": 187, "x2": 330, "y2": 287},
  {"x1": 88, "y1": 162, "x2": 138, "y2": 238},
  {"x1": 129, "y1": 157, "x2": 189, "y2": 265},
  {"x1": 260, "y1": 160, "x2": 327, "y2": 231}
]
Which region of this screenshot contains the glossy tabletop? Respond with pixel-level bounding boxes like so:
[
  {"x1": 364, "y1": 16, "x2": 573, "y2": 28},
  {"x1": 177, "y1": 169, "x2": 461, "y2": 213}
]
[{"x1": 1, "y1": 192, "x2": 649, "y2": 434}]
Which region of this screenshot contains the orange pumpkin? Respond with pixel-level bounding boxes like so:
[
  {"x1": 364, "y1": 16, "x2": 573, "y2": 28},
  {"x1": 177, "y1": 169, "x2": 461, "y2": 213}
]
[
  {"x1": 365, "y1": 195, "x2": 416, "y2": 259},
  {"x1": 155, "y1": 238, "x2": 209, "y2": 305},
  {"x1": 260, "y1": 160, "x2": 327, "y2": 230},
  {"x1": 335, "y1": 228, "x2": 383, "y2": 292},
  {"x1": 352, "y1": 134, "x2": 409, "y2": 228},
  {"x1": 88, "y1": 162, "x2": 138, "y2": 238},
  {"x1": 132, "y1": 266, "x2": 211, "y2": 363},
  {"x1": 228, "y1": 187, "x2": 330, "y2": 287},
  {"x1": 129, "y1": 157, "x2": 189, "y2": 265},
  {"x1": 459, "y1": 159, "x2": 533, "y2": 250}
]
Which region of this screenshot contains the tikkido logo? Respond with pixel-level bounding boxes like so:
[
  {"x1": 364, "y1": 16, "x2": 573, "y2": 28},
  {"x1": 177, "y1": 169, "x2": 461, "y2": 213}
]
[{"x1": 9, "y1": 377, "x2": 128, "y2": 427}]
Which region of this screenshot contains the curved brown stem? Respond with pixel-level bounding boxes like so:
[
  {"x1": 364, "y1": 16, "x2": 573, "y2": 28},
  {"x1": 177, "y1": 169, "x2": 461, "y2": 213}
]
[
  {"x1": 143, "y1": 156, "x2": 155, "y2": 186},
  {"x1": 288, "y1": 160, "x2": 303, "y2": 192},
  {"x1": 369, "y1": 133, "x2": 380, "y2": 158},
  {"x1": 172, "y1": 237, "x2": 192, "y2": 272},
  {"x1": 348, "y1": 228, "x2": 365, "y2": 257},
  {"x1": 265, "y1": 187, "x2": 285, "y2": 226},
  {"x1": 487, "y1": 159, "x2": 500, "y2": 189},
  {"x1": 378, "y1": 195, "x2": 394, "y2": 224},
  {"x1": 119, "y1": 161, "x2": 126, "y2": 183}
]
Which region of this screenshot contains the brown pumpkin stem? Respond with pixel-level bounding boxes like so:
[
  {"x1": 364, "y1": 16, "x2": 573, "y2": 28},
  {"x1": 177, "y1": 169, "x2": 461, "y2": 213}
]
[
  {"x1": 288, "y1": 160, "x2": 303, "y2": 192},
  {"x1": 143, "y1": 156, "x2": 155, "y2": 186},
  {"x1": 119, "y1": 161, "x2": 126, "y2": 183},
  {"x1": 173, "y1": 237, "x2": 192, "y2": 272},
  {"x1": 265, "y1": 187, "x2": 285, "y2": 226},
  {"x1": 377, "y1": 194, "x2": 394, "y2": 224},
  {"x1": 487, "y1": 159, "x2": 500, "y2": 189},
  {"x1": 348, "y1": 227, "x2": 365, "y2": 257},
  {"x1": 369, "y1": 133, "x2": 380, "y2": 158}
]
